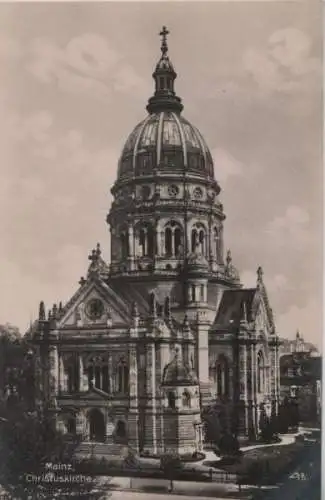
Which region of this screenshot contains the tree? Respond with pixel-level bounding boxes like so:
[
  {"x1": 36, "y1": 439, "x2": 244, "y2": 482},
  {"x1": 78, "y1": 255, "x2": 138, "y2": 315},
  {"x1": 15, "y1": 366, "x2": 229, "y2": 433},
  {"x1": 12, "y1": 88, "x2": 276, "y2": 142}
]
[
  {"x1": 0, "y1": 324, "x2": 22, "y2": 398},
  {"x1": 0, "y1": 328, "x2": 109, "y2": 499},
  {"x1": 218, "y1": 432, "x2": 241, "y2": 461},
  {"x1": 160, "y1": 452, "x2": 183, "y2": 492}
]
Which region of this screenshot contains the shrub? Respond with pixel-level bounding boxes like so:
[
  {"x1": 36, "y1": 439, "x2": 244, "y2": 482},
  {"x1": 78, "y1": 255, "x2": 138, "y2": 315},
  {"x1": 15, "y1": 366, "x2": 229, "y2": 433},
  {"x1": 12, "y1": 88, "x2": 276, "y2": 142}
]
[{"x1": 219, "y1": 433, "x2": 241, "y2": 456}]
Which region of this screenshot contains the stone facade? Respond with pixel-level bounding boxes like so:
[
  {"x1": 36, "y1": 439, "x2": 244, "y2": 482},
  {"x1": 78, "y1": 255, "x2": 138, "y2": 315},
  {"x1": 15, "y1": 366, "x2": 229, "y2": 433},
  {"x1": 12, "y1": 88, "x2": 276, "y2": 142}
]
[{"x1": 28, "y1": 27, "x2": 281, "y2": 456}]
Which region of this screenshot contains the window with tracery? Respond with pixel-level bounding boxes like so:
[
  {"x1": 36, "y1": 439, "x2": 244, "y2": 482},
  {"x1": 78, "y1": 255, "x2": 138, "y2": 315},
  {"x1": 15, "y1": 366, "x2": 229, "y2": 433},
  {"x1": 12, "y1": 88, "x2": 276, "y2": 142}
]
[
  {"x1": 257, "y1": 352, "x2": 264, "y2": 393},
  {"x1": 191, "y1": 284, "x2": 196, "y2": 302},
  {"x1": 182, "y1": 391, "x2": 191, "y2": 408},
  {"x1": 214, "y1": 356, "x2": 229, "y2": 398},
  {"x1": 67, "y1": 416, "x2": 76, "y2": 434},
  {"x1": 191, "y1": 224, "x2": 206, "y2": 255},
  {"x1": 87, "y1": 355, "x2": 109, "y2": 393},
  {"x1": 117, "y1": 359, "x2": 129, "y2": 393},
  {"x1": 167, "y1": 391, "x2": 176, "y2": 409},
  {"x1": 66, "y1": 354, "x2": 80, "y2": 393},
  {"x1": 137, "y1": 224, "x2": 155, "y2": 257},
  {"x1": 164, "y1": 221, "x2": 183, "y2": 257},
  {"x1": 120, "y1": 230, "x2": 129, "y2": 259}
]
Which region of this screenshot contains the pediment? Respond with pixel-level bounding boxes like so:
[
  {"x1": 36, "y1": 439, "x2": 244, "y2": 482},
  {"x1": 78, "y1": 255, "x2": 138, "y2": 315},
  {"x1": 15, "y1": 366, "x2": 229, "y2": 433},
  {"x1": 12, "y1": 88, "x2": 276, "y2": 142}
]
[
  {"x1": 57, "y1": 277, "x2": 132, "y2": 330},
  {"x1": 254, "y1": 294, "x2": 272, "y2": 335},
  {"x1": 78, "y1": 387, "x2": 110, "y2": 400}
]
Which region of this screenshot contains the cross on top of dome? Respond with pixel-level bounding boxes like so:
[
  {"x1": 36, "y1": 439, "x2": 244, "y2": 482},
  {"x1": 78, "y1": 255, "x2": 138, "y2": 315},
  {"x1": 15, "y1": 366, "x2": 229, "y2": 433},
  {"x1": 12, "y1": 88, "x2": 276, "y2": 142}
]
[{"x1": 160, "y1": 26, "x2": 169, "y2": 56}]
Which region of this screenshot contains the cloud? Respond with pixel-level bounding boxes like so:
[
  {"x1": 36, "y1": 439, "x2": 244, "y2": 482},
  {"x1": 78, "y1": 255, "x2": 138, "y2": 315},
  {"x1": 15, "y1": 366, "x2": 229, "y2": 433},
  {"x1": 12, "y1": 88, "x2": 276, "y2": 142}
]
[
  {"x1": 0, "y1": 34, "x2": 22, "y2": 61},
  {"x1": 0, "y1": 107, "x2": 117, "y2": 284},
  {"x1": 243, "y1": 28, "x2": 321, "y2": 94},
  {"x1": 265, "y1": 205, "x2": 310, "y2": 248},
  {"x1": 276, "y1": 297, "x2": 323, "y2": 350},
  {"x1": 26, "y1": 34, "x2": 146, "y2": 99},
  {"x1": 212, "y1": 148, "x2": 243, "y2": 183}
]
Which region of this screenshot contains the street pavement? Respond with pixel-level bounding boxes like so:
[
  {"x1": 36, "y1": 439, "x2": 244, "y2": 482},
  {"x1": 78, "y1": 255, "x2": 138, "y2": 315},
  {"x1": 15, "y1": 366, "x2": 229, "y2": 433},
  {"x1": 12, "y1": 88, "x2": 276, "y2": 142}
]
[{"x1": 106, "y1": 491, "x2": 245, "y2": 500}]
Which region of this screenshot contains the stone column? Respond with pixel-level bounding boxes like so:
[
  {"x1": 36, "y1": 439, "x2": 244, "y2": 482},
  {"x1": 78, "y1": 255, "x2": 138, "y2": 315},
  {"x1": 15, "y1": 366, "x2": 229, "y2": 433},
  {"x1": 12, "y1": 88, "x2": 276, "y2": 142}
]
[
  {"x1": 79, "y1": 355, "x2": 88, "y2": 392},
  {"x1": 128, "y1": 343, "x2": 139, "y2": 451},
  {"x1": 59, "y1": 355, "x2": 67, "y2": 392},
  {"x1": 143, "y1": 342, "x2": 157, "y2": 454},
  {"x1": 251, "y1": 344, "x2": 258, "y2": 432},
  {"x1": 108, "y1": 353, "x2": 114, "y2": 393},
  {"x1": 246, "y1": 342, "x2": 255, "y2": 438},
  {"x1": 48, "y1": 344, "x2": 59, "y2": 397},
  {"x1": 160, "y1": 229, "x2": 165, "y2": 257},
  {"x1": 196, "y1": 312, "x2": 210, "y2": 384},
  {"x1": 128, "y1": 223, "x2": 135, "y2": 270},
  {"x1": 239, "y1": 343, "x2": 249, "y2": 435}
]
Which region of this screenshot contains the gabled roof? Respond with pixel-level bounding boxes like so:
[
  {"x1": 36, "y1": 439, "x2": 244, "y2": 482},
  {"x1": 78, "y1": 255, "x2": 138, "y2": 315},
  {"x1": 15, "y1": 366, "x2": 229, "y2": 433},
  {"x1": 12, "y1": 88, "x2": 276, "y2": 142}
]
[
  {"x1": 213, "y1": 288, "x2": 256, "y2": 328},
  {"x1": 213, "y1": 267, "x2": 276, "y2": 333}
]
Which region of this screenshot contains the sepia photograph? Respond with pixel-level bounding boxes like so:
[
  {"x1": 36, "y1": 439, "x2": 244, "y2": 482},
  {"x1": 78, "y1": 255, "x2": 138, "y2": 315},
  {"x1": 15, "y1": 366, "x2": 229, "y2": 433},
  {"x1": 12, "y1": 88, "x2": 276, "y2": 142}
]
[{"x1": 0, "y1": 1, "x2": 322, "y2": 499}]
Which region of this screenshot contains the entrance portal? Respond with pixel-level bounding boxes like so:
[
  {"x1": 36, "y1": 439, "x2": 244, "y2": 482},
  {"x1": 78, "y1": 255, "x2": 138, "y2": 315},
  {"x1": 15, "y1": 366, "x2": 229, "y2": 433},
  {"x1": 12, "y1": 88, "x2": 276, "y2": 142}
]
[
  {"x1": 114, "y1": 419, "x2": 127, "y2": 443},
  {"x1": 89, "y1": 408, "x2": 105, "y2": 442}
]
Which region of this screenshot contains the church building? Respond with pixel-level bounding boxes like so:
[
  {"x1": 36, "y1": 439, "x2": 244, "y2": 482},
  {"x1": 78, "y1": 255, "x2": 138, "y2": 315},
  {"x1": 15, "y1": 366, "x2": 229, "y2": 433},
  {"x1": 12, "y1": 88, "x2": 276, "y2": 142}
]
[{"x1": 29, "y1": 27, "x2": 281, "y2": 457}]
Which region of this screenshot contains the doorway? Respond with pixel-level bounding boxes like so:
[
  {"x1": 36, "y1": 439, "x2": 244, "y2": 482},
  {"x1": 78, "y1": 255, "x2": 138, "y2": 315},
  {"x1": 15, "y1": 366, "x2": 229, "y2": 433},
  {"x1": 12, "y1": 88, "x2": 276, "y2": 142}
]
[{"x1": 89, "y1": 408, "x2": 105, "y2": 442}]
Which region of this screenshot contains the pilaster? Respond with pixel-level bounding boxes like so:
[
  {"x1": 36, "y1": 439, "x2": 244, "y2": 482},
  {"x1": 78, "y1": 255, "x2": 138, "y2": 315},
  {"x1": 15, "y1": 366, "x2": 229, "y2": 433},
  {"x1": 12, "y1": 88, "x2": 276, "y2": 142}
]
[
  {"x1": 143, "y1": 342, "x2": 157, "y2": 454},
  {"x1": 128, "y1": 339, "x2": 139, "y2": 451}
]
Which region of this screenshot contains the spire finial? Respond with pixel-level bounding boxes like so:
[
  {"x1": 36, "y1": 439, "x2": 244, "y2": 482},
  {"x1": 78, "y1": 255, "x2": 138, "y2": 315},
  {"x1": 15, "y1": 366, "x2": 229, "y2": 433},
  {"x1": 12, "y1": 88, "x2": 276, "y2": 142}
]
[
  {"x1": 164, "y1": 296, "x2": 171, "y2": 321},
  {"x1": 159, "y1": 26, "x2": 169, "y2": 56},
  {"x1": 226, "y1": 249, "x2": 232, "y2": 266},
  {"x1": 39, "y1": 301, "x2": 46, "y2": 321},
  {"x1": 257, "y1": 266, "x2": 263, "y2": 283}
]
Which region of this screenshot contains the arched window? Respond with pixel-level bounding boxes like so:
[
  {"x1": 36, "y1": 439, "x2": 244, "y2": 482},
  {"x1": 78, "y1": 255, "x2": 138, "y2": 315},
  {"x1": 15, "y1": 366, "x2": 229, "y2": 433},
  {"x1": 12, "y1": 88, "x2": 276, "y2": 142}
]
[
  {"x1": 216, "y1": 356, "x2": 229, "y2": 398},
  {"x1": 67, "y1": 416, "x2": 76, "y2": 434},
  {"x1": 115, "y1": 420, "x2": 127, "y2": 439},
  {"x1": 198, "y1": 229, "x2": 205, "y2": 255},
  {"x1": 191, "y1": 284, "x2": 196, "y2": 302},
  {"x1": 257, "y1": 352, "x2": 264, "y2": 393},
  {"x1": 137, "y1": 225, "x2": 155, "y2": 258},
  {"x1": 164, "y1": 221, "x2": 183, "y2": 257},
  {"x1": 159, "y1": 76, "x2": 164, "y2": 90},
  {"x1": 89, "y1": 408, "x2": 105, "y2": 442},
  {"x1": 87, "y1": 356, "x2": 109, "y2": 393},
  {"x1": 200, "y1": 284, "x2": 205, "y2": 301},
  {"x1": 117, "y1": 360, "x2": 129, "y2": 393},
  {"x1": 182, "y1": 391, "x2": 191, "y2": 408},
  {"x1": 168, "y1": 391, "x2": 176, "y2": 409},
  {"x1": 66, "y1": 355, "x2": 80, "y2": 393},
  {"x1": 191, "y1": 224, "x2": 206, "y2": 256},
  {"x1": 139, "y1": 229, "x2": 146, "y2": 256},
  {"x1": 174, "y1": 228, "x2": 182, "y2": 255},
  {"x1": 191, "y1": 229, "x2": 198, "y2": 252},
  {"x1": 165, "y1": 227, "x2": 173, "y2": 255},
  {"x1": 120, "y1": 231, "x2": 129, "y2": 259}
]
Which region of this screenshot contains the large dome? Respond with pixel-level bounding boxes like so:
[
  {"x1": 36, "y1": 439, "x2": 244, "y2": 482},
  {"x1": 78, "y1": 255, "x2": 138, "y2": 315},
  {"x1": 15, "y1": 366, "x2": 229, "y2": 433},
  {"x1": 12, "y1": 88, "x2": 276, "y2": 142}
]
[
  {"x1": 116, "y1": 26, "x2": 215, "y2": 183},
  {"x1": 117, "y1": 111, "x2": 214, "y2": 180}
]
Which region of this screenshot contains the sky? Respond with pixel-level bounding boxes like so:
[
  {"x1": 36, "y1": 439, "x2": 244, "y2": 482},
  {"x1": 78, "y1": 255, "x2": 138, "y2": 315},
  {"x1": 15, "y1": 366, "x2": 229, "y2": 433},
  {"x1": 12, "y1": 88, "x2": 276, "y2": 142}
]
[{"x1": 0, "y1": 2, "x2": 322, "y2": 350}]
